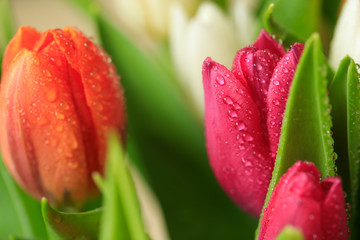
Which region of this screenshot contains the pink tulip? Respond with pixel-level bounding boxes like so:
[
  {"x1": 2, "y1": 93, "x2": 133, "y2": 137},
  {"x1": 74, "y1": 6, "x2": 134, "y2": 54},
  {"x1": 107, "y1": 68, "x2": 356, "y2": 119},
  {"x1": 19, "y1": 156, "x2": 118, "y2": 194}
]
[
  {"x1": 259, "y1": 161, "x2": 349, "y2": 240},
  {"x1": 202, "y1": 30, "x2": 304, "y2": 217}
]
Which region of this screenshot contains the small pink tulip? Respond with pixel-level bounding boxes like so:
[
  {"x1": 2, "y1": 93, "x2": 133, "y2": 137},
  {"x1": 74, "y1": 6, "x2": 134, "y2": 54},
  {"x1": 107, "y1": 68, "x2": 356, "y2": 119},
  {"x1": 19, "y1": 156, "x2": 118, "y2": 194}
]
[
  {"x1": 202, "y1": 30, "x2": 304, "y2": 217},
  {"x1": 259, "y1": 161, "x2": 349, "y2": 240}
]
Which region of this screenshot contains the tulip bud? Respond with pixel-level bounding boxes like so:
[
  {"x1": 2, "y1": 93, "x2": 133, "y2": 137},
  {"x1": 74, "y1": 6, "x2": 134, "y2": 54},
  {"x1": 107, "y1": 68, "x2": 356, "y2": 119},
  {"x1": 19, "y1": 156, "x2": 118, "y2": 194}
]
[
  {"x1": 0, "y1": 26, "x2": 126, "y2": 207},
  {"x1": 202, "y1": 30, "x2": 304, "y2": 216},
  {"x1": 259, "y1": 161, "x2": 349, "y2": 240}
]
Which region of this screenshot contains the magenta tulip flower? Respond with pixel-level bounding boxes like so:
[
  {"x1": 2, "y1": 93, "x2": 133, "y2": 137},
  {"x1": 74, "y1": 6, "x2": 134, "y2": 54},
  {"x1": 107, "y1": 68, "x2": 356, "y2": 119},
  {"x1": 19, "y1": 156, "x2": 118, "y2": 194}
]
[
  {"x1": 202, "y1": 30, "x2": 304, "y2": 217},
  {"x1": 259, "y1": 161, "x2": 349, "y2": 240}
]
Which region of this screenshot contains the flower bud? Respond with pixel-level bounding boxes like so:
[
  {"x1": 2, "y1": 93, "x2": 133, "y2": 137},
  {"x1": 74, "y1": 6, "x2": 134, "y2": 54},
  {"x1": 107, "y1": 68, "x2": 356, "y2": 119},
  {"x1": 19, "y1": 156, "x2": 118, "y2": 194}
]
[
  {"x1": 0, "y1": 26, "x2": 126, "y2": 207},
  {"x1": 259, "y1": 161, "x2": 349, "y2": 240},
  {"x1": 202, "y1": 30, "x2": 304, "y2": 216}
]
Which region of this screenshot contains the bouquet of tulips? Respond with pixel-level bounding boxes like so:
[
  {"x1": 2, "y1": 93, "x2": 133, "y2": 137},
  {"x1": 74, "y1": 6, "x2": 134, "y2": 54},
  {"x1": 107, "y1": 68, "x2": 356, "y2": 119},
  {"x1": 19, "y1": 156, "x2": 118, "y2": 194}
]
[{"x1": 0, "y1": 0, "x2": 359, "y2": 239}]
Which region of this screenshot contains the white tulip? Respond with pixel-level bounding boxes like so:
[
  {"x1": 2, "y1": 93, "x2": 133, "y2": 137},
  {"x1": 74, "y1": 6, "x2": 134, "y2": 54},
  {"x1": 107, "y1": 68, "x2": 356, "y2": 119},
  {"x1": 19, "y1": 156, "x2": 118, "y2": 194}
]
[
  {"x1": 112, "y1": 0, "x2": 200, "y2": 40},
  {"x1": 329, "y1": 0, "x2": 360, "y2": 68},
  {"x1": 170, "y1": 0, "x2": 255, "y2": 117}
]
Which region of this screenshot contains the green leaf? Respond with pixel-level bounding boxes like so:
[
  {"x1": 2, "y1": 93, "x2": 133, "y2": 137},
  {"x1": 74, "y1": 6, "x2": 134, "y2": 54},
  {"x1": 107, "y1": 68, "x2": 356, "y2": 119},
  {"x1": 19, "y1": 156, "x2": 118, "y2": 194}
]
[
  {"x1": 259, "y1": 0, "x2": 321, "y2": 43},
  {"x1": 0, "y1": 158, "x2": 47, "y2": 239},
  {"x1": 262, "y1": 3, "x2": 303, "y2": 47},
  {"x1": 255, "y1": 33, "x2": 335, "y2": 238},
  {"x1": 329, "y1": 56, "x2": 360, "y2": 240},
  {"x1": 41, "y1": 198, "x2": 101, "y2": 240},
  {"x1": 275, "y1": 226, "x2": 304, "y2": 240},
  {"x1": 322, "y1": 0, "x2": 342, "y2": 30},
  {"x1": 96, "y1": 134, "x2": 149, "y2": 240}
]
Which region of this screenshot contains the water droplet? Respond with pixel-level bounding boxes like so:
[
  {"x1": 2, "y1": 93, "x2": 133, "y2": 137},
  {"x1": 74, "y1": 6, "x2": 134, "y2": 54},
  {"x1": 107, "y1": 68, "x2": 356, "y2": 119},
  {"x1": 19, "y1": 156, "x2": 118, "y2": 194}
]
[
  {"x1": 67, "y1": 161, "x2": 78, "y2": 169},
  {"x1": 93, "y1": 102, "x2": 103, "y2": 111},
  {"x1": 224, "y1": 97, "x2": 233, "y2": 105},
  {"x1": 243, "y1": 133, "x2": 254, "y2": 142},
  {"x1": 33, "y1": 57, "x2": 40, "y2": 66},
  {"x1": 273, "y1": 80, "x2": 279, "y2": 86},
  {"x1": 228, "y1": 110, "x2": 238, "y2": 118},
  {"x1": 273, "y1": 99, "x2": 280, "y2": 106},
  {"x1": 233, "y1": 103, "x2": 241, "y2": 110},
  {"x1": 244, "y1": 161, "x2": 252, "y2": 167},
  {"x1": 92, "y1": 84, "x2": 102, "y2": 92},
  {"x1": 216, "y1": 75, "x2": 225, "y2": 85},
  {"x1": 56, "y1": 125, "x2": 64, "y2": 132},
  {"x1": 55, "y1": 112, "x2": 65, "y2": 120},
  {"x1": 43, "y1": 69, "x2": 52, "y2": 77},
  {"x1": 236, "y1": 121, "x2": 246, "y2": 131},
  {"x1": 46, "y1": 86, "x2": 58, "y2": 102}
]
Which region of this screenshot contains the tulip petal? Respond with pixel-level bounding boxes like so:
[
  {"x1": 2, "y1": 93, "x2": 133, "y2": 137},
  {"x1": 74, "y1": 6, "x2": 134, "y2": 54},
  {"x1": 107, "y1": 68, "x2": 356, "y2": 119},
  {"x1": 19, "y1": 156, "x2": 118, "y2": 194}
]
[
  {"x1": 33, "y1": 28, "x2": 126, "y2": 174},
  {"x1": 0, "y1": 49, "x2": 90, "y2": 205},
  {"x1": 321, "y1": 178, "x2": 349, "y2": 240},
  {"x1": 232, "y1": 46, "x2": 281, "y2": 137},
  {"x1": 267, "y1": 43, "x2": 304, "y2": 153},
  {"x1": 259, "y1": 162, "x2": 324, "y2": 240},
  {"x1": 203, "y1": 57, "x2": 273, "y2": 217},
  {"x1": 253, "y1": 29, "x2": 286, "y2": 57},
  {"x1": 1, "y1": 26, "x2": 41, "y2": 73}
]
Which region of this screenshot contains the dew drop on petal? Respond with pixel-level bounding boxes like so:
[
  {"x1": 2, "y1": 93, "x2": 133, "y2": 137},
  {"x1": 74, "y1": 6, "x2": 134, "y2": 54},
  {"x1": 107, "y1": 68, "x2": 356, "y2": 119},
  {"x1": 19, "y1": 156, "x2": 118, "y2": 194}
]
[
  {"x1": 46, "y1": 86, "x2": 58, "y2": 102},
  {"x1": 67, "y1": 161, "x2": 79, "y2": 169},
  {"x1": 55, "y1": 112, "x2": 65, "y2": 120},
  {"x1": 224, "y1": 97, "x2": 233, "y2": 105},
  {"x1": 236, "y1": 121, "x2": 246, "y2": 131},
  {"x1": 244, "y1": 161, "x2": 252, "y2": 167},
  {"x1": 243, "y1": 133, "x2": 254, "y2": 142},
  {"x1": 216, "y1": 75, "x2": 225, "y2": 85},
  {"x1": 228, "y1": 110, "x2": 238, "y2": 118},
  {"x1": 273, "y1": 99, "x2": 280, "y2": 106}
]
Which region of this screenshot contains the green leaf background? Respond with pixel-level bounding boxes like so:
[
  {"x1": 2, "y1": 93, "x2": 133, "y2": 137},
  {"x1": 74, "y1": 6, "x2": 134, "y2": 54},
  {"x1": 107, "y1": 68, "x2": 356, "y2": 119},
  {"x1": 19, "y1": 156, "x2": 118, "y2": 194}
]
[{"x1": 329, "y1": 56, "x2": 360, "y2": 240}]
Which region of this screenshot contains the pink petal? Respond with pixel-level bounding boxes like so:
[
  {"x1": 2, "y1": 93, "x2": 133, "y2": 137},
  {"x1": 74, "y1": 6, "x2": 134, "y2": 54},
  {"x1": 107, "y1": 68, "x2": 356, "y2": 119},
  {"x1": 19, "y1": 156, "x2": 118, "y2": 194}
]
[
  {"x1": 267, "y1": 43, "x2": 304, "y2": 154},
  {"x1": 253, "y1": 29, "x2": 286, "y2": 57},
  {"x1": 203, "y1": 57, "x2": 273, "y2": 217},
  {"x1": 232, "y1": 47, "x2": 281, "y2": 114},
  {"x1": 259, "y1": 162, "x2": 324, "y2": 239},
  {"x1": 321, "y1": 178, "x2": 349, "y2": 240}
]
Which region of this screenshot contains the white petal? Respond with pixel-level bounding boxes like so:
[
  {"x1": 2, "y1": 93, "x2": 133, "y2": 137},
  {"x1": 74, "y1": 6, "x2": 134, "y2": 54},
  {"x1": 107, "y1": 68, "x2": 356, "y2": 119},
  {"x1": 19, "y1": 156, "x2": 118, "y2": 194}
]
[
  {"x1": 169, "y1": 3, "x2": 189, "y2": 86},
  {"x1": 112, "y1": 0, "x2": 147, "y2": 35},
  {"x1": 184, "y1": 2, "x2": 239, "y2": 115},
  {"x1": 231, "y1": 0, "x2": 256, "y2": 46},
  {"x1": 329, "y1": 0, "x2": 360, "y2": 68},
  {"x1": 142, "y1": 0, "x2": 171, "y2": 38}
]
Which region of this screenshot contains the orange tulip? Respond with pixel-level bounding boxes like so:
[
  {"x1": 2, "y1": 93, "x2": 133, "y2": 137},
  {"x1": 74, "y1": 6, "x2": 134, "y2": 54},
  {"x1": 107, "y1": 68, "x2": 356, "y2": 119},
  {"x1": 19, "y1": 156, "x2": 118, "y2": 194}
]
[{"x1": 0, "y1": 26, "x2": 126, "y2": 207}]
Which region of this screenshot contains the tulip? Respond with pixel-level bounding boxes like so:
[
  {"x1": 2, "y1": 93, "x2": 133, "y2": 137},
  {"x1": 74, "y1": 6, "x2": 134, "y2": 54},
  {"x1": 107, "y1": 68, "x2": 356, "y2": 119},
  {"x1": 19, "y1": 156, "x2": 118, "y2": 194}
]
[
  {"x1": 329, "y1": 0, "x2": 360, "y2": 68},
  {"x1": 258, "y1": 161, "x2": 349, "y2": 240},
  {"x1": 170, "y1": 0, "x2": 256, "y2": 116},
  {"x1": 0, "y1": 26, "x2": 126, "y2": 207},
  {"x1": 112, "y1": 0, "x2": 200, "y2": 40},
  {"x1": 202, "y1": 30, "x2": 304, "y2": 216}
]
